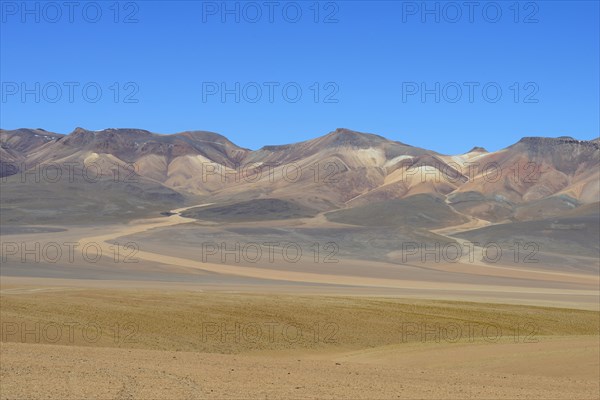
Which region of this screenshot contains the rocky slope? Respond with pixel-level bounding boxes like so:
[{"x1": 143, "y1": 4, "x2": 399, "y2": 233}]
[{"x1": 1, "y1": 127, "x2": 598, "y2": 224}]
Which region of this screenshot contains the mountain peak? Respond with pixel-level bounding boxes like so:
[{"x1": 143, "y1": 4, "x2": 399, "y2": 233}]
[
  {"x1": 465, "y1": 146, "x2": 488, "y2": 154},
  {"x1": 321, "y1": 128, "x2": 390, "y2": 148},
  {"x1": 69, "y1": 127, "x2": 153, "y2": 136},
  {"x1": 514, "y1": 136, "x2": 599, "y2": 151},
  {"x1": 517, "y1": 136, "x2": 580, "y2": 145},
  {"x1": 71, "y1": 127, "x2": 89, "y2": 134},
  {"x1": 176, "y1": 130, "x2": 238, "y2": 144},
  {"x1": 333, "y1": 127, "x2": 357, "y2": 134}
]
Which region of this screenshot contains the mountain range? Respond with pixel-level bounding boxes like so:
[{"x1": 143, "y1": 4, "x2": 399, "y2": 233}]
[{"x1": 1, "y1": 127, "x2": 598, "y2": 227}]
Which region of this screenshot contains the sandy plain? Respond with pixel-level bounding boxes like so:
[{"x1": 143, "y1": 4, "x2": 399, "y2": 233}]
[
  {"x1": 1, "y1": 205, "x2": 599, "y2": 399},
  {"x1": 1, "y1": 289, "x2": 599, "y2": 399},
  {"x1": 1, "y1": 204, "x2": 599, "y2": 308}
]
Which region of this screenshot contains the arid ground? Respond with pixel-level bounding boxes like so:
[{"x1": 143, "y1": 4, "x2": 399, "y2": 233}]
[
  {"x1": 1, "y1": 204, "x2": 599, "y2": 399},
  {"x1": 1, "y1": 288, "x2": 599, "y2": 399},
  {"x1": 1, "y1": 128, "x2": 599, "y2": 398}
]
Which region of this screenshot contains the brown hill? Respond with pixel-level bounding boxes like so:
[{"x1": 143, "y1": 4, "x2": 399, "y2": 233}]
[{"x1": 453, "y1": 136, "x2": 599, "y2": 203}]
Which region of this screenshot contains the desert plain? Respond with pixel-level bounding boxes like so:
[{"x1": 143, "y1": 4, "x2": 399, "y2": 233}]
[{"x1": 1, "y1": 128, "x2": 599, "y2": 398}]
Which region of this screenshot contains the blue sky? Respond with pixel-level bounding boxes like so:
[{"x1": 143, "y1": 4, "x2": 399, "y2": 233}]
[{"x1": 1, "y1": 0, "x2": 598, "y2": 154}]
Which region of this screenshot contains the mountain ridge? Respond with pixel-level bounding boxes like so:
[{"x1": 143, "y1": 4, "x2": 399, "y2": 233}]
[
  {"x1": 1, "y1": 127, "x2": 598, "y2": 225},
  {"x1": 3, "y1": 126, "x2": 598, "y2": 154}
]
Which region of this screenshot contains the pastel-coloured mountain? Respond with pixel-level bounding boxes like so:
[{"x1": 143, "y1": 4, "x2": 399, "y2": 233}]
[{"x1": 1, "y1": 127, "x2": 598, "y2": 226}]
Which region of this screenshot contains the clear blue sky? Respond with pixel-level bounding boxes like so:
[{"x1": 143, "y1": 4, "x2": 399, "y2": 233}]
[{"x1": 1, "y1": 0, "x2": 598, "y2": 154}]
